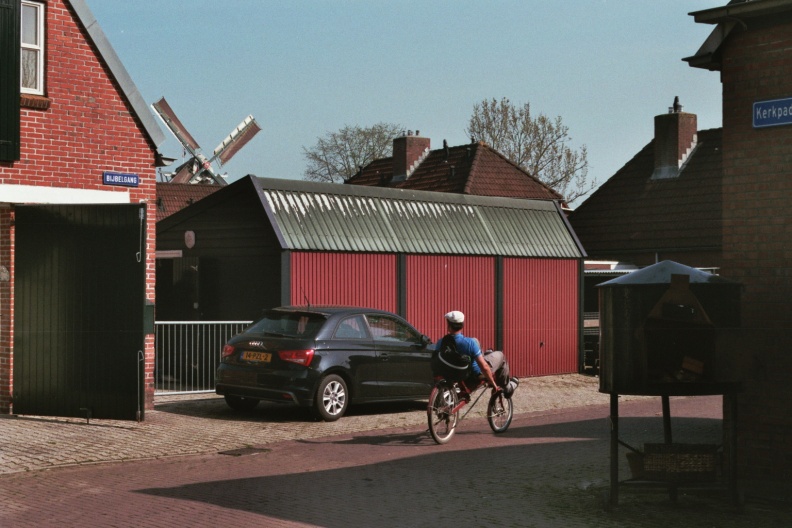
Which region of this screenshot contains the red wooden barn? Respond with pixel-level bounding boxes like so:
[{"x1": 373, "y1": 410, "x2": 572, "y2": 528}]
[{"x1": 156, "y1": 175, "x2": 586, "y2": 378}]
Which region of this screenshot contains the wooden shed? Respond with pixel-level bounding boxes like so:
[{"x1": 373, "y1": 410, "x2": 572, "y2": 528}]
[{"x1": 156, "y1": 176, "x2": 586, "y2": 377}]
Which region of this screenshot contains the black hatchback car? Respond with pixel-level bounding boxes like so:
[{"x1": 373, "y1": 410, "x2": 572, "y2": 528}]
[{"x1": 216, "y1": 306, "x2": 435, "y2": 421}]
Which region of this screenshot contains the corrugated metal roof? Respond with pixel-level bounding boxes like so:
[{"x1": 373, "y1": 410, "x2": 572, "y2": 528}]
[{"x1": 254, "y1": 177, "x2": 583, "y2": 258}]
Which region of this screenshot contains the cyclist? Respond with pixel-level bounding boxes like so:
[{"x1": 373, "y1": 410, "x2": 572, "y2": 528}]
[{"x1": 437, "y1": 311, "x2": 501, "y2": 392}]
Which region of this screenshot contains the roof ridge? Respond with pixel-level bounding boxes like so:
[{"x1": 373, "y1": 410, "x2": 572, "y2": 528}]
[
  {"x1": 67, "y1": 0, "x2": 165, "y2": 148},
  {"x1": 474, "y1": 143, "x2": 564, "y2": 200},
  {"x1": 463, "y1": 143, "x2": 483, "y2": 194}
]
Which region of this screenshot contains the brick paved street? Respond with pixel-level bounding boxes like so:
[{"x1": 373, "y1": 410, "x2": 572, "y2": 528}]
[
  {"x1": 0, "y1": 373, "x2": 622, "y2": 475},
  {"x1": 0, "y1": 375, "x2": 790, "y2": 527}
]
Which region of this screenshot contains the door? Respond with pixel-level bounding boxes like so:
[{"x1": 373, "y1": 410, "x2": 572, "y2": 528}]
[
  {"x1": 329, "y1": 314, "x2": 380, "y2": 399},
  {"x1": 13, "y1": 204, "x2": 147, "y2": 420},
  {"x1": 368, "y1": 314, "x2": 433, "y2": 397}
]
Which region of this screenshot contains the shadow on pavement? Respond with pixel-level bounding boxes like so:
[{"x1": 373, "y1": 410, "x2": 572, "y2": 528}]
[
  {"x1": 155, "y1": 396, "x2": 427, "y2": 423},
  {"x1": 0, "y1": 414, "x2": 139, "y2": 431},
  {"x1": 299, "y1": 414, "x2": 724, "y2": 449},
  {"x1": 135, "y1": 416, "x2": 789, "y2": 528}
]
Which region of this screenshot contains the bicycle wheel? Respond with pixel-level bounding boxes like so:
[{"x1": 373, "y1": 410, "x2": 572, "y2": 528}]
[
  {"x1": 427, "y1": 382, "x2": 458, "y2": 444},
  {"x1": 487, "y1": 390, "x2": 513, "y2": 433}
]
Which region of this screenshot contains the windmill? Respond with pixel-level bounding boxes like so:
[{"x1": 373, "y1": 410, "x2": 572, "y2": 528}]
[{"x1": 152, "y1": 97, "x2": 261, "y2": 185}]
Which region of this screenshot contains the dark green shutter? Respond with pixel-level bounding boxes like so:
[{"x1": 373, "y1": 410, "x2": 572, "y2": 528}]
[{"x1": 0, "y1": 0, "x2": 20, "y2": 162}]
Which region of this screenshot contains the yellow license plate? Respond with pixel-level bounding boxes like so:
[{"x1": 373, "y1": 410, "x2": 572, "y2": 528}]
[{"x1": 241, "y1": 351, "x2": 272, "y2": 363}]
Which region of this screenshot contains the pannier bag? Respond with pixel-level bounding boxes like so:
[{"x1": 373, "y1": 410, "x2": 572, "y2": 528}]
[{"x1": 431, "y1": 335, "x2": 471, "y2": 381}]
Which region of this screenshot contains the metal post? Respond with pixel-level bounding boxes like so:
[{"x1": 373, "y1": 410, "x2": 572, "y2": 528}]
[
  {"x1": 727, "y1": 392, "x2": 740, "y2": 507},
  {"x1": 661, "y1": 394, "x2": 677, "y2": 502},
  {"x1": 609, "y1": 392, "x2": 619, "y2": 508},
  {"x1": 662, "y1": 395, "x2": 672, "y2": 443}
]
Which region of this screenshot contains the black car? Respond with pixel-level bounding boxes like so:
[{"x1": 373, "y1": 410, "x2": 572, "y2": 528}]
[{"x1": 216, "y1": 306, "x2": 435, "y2": 421}]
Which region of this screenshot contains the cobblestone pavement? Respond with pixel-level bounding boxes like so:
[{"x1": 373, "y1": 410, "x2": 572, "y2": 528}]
[
  {"x1": 1, "y1": 374, "x2": 790, "y2": 527},
  {"x1": 0, "y1": 374, "x2": 629, "y2": 475}
]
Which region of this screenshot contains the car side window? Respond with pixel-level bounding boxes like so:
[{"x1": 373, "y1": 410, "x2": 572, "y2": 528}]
[
  {"x1": 333, "y1": 315, "x2": 368, "y2": 339},
  {"x1": 367, "y1": 315, "x2": 419, "y2": 343}
]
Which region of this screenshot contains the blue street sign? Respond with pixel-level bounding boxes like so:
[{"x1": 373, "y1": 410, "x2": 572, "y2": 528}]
[
  {"x1": 103, "y1": 171, "x2": 139, "y2": 187},
  {"x1": 753, "y1": 97, "x2": 792, "y2": 128}
]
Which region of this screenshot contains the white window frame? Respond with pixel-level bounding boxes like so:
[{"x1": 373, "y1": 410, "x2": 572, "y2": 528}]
[{"x1": 20, "y1": 0, "x2": 45, "y2": 96}]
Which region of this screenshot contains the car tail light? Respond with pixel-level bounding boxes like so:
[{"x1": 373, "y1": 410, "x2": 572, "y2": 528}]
[
  {"x1": 221, "y1": 344, "x2": 236, "y2": 359},
  {"x1": 278, "y1": 349, "x2": 315, "y2": 366}
]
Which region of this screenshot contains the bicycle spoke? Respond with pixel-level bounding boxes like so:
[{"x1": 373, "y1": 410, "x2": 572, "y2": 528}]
[
  {"x1": 427, "y1": 383, "x2": 458, "y2": 444},
  {"x1": 487, "y1": 392, "x2": 513, "y2": 433}
]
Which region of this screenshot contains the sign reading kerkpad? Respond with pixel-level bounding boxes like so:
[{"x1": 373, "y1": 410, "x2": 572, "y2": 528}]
[
  {"x1": 753, "y1": 97, "x2": 792, "y2": 128},
  {"x1": 103, "y1": 171, "x2": 139, "y2": 187}
]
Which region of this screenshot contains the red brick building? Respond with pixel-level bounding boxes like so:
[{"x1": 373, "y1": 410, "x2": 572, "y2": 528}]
[
  {"x1": 569, "y1": 106, "x2": 723, "y2": 270},
  {"x1": 571, "y1": 0, "x2": 792, "y2": 489},
  {"x1": 346, "y1": 132, "x2": 566, "y2": 206},
  {"x1": 684, "y1": 0, "x2": 792, "y2": 486},
  {"x1": 0, "y1": 0, "x2": 164, "y2": 417}
]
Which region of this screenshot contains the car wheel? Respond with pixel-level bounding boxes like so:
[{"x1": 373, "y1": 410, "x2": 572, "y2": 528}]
[
  {"x1": 224, "y1": 394, "x2": 259, "y2": 411},
  {"x1": 313, "y1": 374, "x2": 348, "y2": 422}
]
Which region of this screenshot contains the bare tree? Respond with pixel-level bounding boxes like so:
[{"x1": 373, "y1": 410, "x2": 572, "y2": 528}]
[
  {"x1": 303, "y1": 123, "x2": 404, "y2": 183},
  {"x1": 466, "y1": 98, "x2": 595, "y2": 204}
]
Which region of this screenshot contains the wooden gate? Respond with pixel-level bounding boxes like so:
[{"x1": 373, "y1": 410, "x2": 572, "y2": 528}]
[{"x1": 13, "y1": 204, "x2": 147, "y2": 420}]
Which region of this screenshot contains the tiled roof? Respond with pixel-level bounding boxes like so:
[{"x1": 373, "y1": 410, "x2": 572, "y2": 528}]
[
  {"x1": 155, "y1": 183, "x2": 222, "y2": 221},
  {"x1": 568, "y1": 128, "x2": 723, "y2": 257},
  {"x1": 346, "y1": 141, "x2": 564, "y2": 202}
]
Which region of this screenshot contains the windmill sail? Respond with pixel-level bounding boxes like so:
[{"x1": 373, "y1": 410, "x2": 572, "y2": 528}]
[
  {"x1": 212, "y1": 116, "x2": 261, "y2": 166},
  {"x1": 152, "y1": 97, "x2": 202, "y2": 153},
  {"x1": 152, "y1": 95, "x2": 260, "y2": 186}
]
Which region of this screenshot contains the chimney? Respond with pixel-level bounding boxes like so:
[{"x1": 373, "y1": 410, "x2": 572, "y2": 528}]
[
  {"x1": 651, "y1": 97, "x2": 698, "y2": 180},
  {"x1": 392, "y1": 130, "x2": 430, "y2": 182}
]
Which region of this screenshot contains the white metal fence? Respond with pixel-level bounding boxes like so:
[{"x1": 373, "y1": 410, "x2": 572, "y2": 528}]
[{"x1": 155, "y1": 321, "x2": 251, "y2": 395}]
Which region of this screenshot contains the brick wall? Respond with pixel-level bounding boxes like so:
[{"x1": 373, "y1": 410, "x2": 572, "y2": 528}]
[
  {"x1": 719, "y1": 18, "x2": 792, "y2": 482},
  {"x1": 0, "y1": 0, "x2": 158, "y2": 413}
]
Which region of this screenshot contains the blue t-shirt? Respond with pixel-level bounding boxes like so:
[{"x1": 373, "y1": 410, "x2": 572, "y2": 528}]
[{"x1": 435, "y1": 333, "x2": 483, "y2": 375}]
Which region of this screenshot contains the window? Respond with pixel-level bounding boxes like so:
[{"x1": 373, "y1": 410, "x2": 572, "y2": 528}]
[
  {"x1": 333, "y1": 316, "x2": 368, "y2": 340},
  {"x1": 367, "y1": 315, "x2": 420, "y2": 343},
  {"x1": 21, "y1": 1, "x2": 44, "y2": 95}
]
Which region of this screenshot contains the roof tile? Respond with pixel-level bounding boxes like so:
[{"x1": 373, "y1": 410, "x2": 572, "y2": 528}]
[
  {"x1": 156, "y1": 183, "x2": 222, "y2": 221},
  {"x1": 346, "y1": 141, "x2": 564, "y2": 202},
  {"x1": 569, "y1": 128, "x2": 723, "y2": 256}
]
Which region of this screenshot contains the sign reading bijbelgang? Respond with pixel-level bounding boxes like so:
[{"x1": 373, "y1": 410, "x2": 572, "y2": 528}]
[
  {"x1": 103, "y1": 171, "x2": 139, "y2": 187},
  {"x1": 754, "y1": 97, "x2": 792, "y2": 128}
]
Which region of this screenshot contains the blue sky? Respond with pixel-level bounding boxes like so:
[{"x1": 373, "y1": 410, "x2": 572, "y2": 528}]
[{"x1": 89, "y1": 1, "x2": 725, "y2": 206}]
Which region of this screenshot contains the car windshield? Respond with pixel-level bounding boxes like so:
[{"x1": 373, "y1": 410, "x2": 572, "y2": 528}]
[{"x1": 246, "y1": 312, "x2": 326, "y2": 338}]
